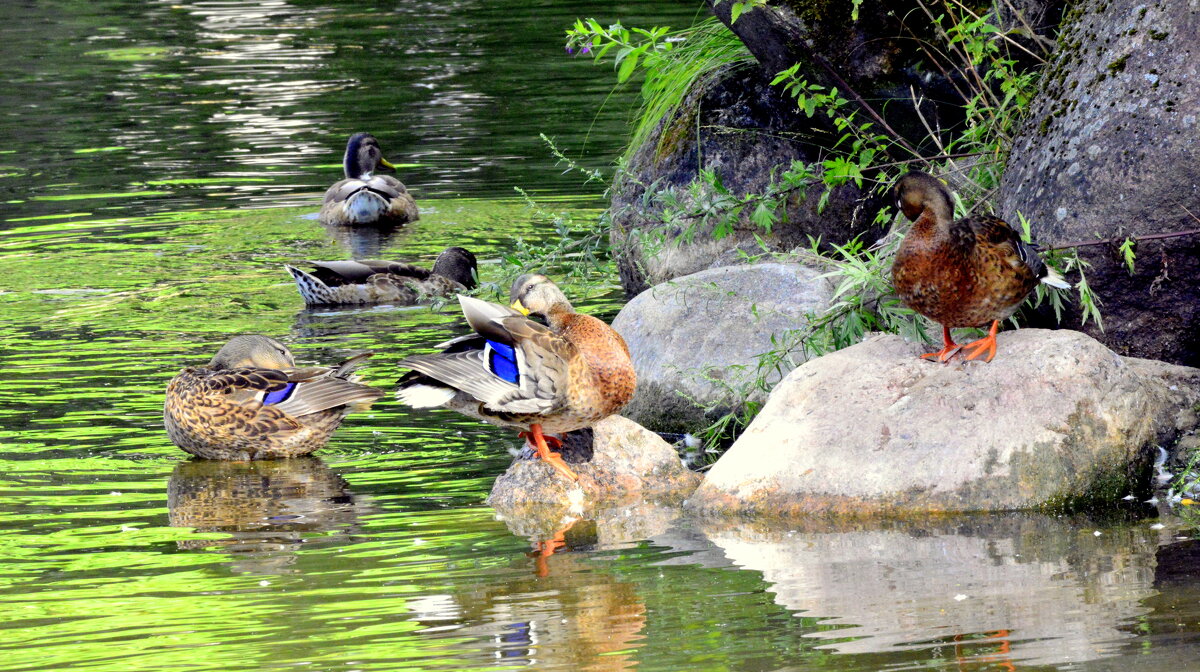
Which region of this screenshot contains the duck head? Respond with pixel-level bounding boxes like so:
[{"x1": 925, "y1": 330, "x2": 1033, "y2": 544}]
[
  {"x1": 209, "y1": 335, "x2": 295, "y2": 370},
  {"x1": 893, "y1": 171, "x2": 955, "y2": 224},
  {"x1": 342, "y1": 133, "x2": 395, "y2": 180},
  {"x1": 432, "y1": 247, "x2": 479, "y2": 289},
  {"x1": 510, "y1": 274, "x2": 572, "y2": 320}
]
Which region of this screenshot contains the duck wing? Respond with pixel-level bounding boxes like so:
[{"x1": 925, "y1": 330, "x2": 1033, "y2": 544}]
[
  {"x1": 271, "y1": 354, "x2": 383, "y2": 417},
  {"x1": 169, "y1": 366, "x2": 303, "y2": 432},
  {"x1": 300, "y1": 259, "x2": 432, "y2": 286},
  {"x1": 323, "y1": 175, "x2": 406, "y2": 204},
  {"x1": 398, "y1": 296, "x2": 574, "y2": 414},
  {"x1": 965, "y1": 215, "x2": 1048, "y2": 279}
]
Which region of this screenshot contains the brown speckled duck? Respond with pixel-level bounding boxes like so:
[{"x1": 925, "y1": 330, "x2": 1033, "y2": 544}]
[
  {"x1": 891, "y1": 171, "x2": 1069, "y2": 363},
  {"x1": 319, "y1": 133, "x2": 419, "y2": 226},
  {"x1": 164, "y1": 335, "x2": 383, "y2": 459},
  {"x1": 286, "y1": 247, "x2": 478, "y2": 306},
  {"x1": 396, "y1": 274, "x2": 636, "y2": 481}
]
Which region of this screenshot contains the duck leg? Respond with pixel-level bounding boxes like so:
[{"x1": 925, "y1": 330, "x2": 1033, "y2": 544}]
[
  {"x1": 521, "y1": 424, "x2": 578, "y2": 481},
  {"x1": 961, "y1": 320, "x2": 1001, "y2": 363},
  {"x1": 922, "y1": 325, "x2": 962, "y2": 363}
]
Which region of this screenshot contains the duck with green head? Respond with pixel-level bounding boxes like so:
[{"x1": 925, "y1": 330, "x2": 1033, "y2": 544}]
[
  {"x1": 164, "y1": 335, "x2": 383, "y2": 459},
  {"x1": 396, "y1": 274, "x2": 637, "y2": 481},
  {"x1": 319, "y1": 133, "x2": 419, "y2": 226}
]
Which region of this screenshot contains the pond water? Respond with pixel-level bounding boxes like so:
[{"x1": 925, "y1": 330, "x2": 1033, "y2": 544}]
[{"x1": 2, "y1": 1, "x2": 1200, "y2": 670}]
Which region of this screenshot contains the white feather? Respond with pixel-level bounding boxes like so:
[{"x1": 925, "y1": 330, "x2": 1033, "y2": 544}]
[
  {"x1": 396, "y1": 384, "x2": 456, "y2": 408},
  {"x1": 1040, "y1": 266, "x2": 1071, "y2": 289}
]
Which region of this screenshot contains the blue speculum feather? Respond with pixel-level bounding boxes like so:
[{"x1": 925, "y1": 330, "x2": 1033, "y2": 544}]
[
  {"x1": 262, "y1": 382, "x2": 297, "y2": 405},
  {"x1": 486, "y1": 340, "x2": 520, "y2": 384}
]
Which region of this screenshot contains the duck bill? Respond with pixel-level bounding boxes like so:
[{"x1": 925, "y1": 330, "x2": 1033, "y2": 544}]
[
  {"x1": 379, "y1": 157, "x2": 396, "y2": 171},
  {"x1": 511, "y1": 299, "x2": 530, "y2": 315}
]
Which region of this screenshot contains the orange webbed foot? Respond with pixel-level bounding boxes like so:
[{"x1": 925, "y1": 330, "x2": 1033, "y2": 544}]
[
  {"x1": 521, "y1": 424, "x2": 578, "y2": 482},
  {"x1": 920, "y1": 344, "x2": 963, "y2": 363},
  {"x1": 961, "y1": 320, "x2": 1001, "y2": 363},
  {"x1": 921, "y1": 325, "x2": 962, "y2": 363}
]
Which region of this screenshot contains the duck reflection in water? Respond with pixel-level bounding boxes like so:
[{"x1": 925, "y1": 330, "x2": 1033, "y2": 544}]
[
  {"x1": 321, "y1": 221, "x2": 403, "y2": 259},
  {"x1": 410, "y1": 531, "x2": 647, "y2": 672},
  {"x1": 167, "y1": 457, "x2": 368, "y2": 574}
]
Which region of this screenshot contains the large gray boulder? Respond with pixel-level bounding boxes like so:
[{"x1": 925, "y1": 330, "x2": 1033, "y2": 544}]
[
  {"x1": 1000, "y1": 0, "x2": 1200, "y2": 365},
  {"x1": 687, "y1": 329, "x2": 1200, "y2": 518},
  {"x1": 611, "y1": 262, "x2": 835, "y2": 434}
]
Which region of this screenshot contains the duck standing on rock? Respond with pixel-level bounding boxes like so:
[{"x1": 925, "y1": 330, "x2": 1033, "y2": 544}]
[
  {"x1": 286, "y1": 246, "x2": 478, "y2": 306},
  {"x1": 319, "y1": 133, "x2": 419, "y2": 226},
  {"x1": 164, "y1": 335, "x2": 383, "y2": 459},
  {"x1": 891, "y1": 171, "x2": 1069, "y2": 363},
  {"x1": 395, "y1": 274, "x2": 636, "y2": 481}
]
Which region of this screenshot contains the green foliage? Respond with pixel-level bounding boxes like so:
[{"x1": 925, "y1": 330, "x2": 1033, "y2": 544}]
[
  {"x1": 566, "y1": 17, "x2": 753, "y2": 158},
  {"x1": 498, "y1": 136, "x2": 613, "y2": 288},
  {"x1": 1118, "y1": 237, "x2": 1137, "y2": 275},
  {"x1": 727, "y1": 0, "x2": 768, "y2": 24}
]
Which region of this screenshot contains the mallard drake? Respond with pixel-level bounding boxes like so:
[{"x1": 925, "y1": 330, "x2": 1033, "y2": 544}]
[
  {"x1": 164, "y1": 335, "x2": 383, "y2": 459},
  {"x1": 396, "y1": 274, "x2": 636, "y2": 481},
  {"x1": 318, "y1": 133, "x2": 419, "y2": 226},
  {"x1": 286, "y1": 247, "x2": 478, "y2": 306},
  {"x1": 891, "y1": 171, "x2": 1069, "y2": 362}
]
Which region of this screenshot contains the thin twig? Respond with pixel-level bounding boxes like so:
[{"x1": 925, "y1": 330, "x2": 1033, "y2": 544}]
[{"x1": 1047, "y1": 228, "x2": 1200, "y2": 251}]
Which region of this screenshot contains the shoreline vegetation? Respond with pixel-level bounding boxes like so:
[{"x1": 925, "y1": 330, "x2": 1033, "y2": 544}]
[{"x1": 505, "y1": 0, "x2": 1200, "y2": 510}]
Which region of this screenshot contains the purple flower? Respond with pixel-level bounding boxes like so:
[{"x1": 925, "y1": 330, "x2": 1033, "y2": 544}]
[
  {"x1": 581, "y1": 44, "x2": 591, "y2": 54},
  {"x1": 565, "y1": 45, "x2": 574, "y2": 54}
]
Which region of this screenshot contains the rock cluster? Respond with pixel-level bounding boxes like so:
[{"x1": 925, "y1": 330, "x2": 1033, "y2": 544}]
[{"x1": 687, "y1": 329, "x2": 1200, "y2": 517}]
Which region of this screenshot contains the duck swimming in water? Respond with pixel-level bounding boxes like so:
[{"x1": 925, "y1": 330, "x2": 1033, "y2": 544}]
[
  {"x1": 890, "y1": 171, "x2": 1069, "y2": 363},
  {"x1": 318, "y1": 133, "x2": 419, "y2": 226}
]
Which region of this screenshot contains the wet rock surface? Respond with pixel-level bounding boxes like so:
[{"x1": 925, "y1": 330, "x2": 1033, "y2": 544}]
[
  {"x1": 611, "y1": 262, "x2": 834, "y2": 434},
  {"x1": 486, "y1": 415, "x2": 701, "y2": 509},
  {"x1": 687, "y1": 329, "x2": 1200, "y2": 517},
  {"x1": 1000, "y1": 0, "x2": 1200, "y2": 364}
]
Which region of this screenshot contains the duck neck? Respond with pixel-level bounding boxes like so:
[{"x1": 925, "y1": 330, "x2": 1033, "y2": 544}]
[
  {"x1": 344, "y1": 152, "x2": 367, "y2": 179},
  {"x1": 910, "y1": 204, "x2": 950, "y2": 239},
  {"x1": 544, "y1": 304, "x2": 574, "y2": 330}
]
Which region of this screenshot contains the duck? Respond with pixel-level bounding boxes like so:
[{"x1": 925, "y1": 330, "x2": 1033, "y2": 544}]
[
  {"x1": 164, "y1": 335, "x2": 384, "y2": 459},
  {"x1": 395, "y1": 274, "x2": 636, "y2": 481},
  {"x1": 286, "y1": 246, "x2": 478, "y2": 306},
  {"x1": 890, "y1": 171, "x2": 1069, "y2": 363},
  {"x1": 318, "y1": 133, "x2": 419, "y2": 226}
]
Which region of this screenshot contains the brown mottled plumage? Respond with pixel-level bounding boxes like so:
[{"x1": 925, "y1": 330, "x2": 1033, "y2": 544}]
[
  {"x1": 286, "y1": 247, "x2": 478, "y2": 306},
  {"x1": 318, "y1": 133, "x2": 418, "y2": 226},
  {"x1": 891, "y1": 171, "x2": 1068, "y2": 362},
  {"x1": 163, "y1": 335, "x2": 384, "y2": 459},
  {"x1": 395, "y1": 275, "x2": 636, "y2": 481}
]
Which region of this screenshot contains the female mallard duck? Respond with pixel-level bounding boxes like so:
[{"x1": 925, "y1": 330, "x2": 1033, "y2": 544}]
[
  {"x1": 891, "y1": 171, "x2": 1069, "y2": 363},
  {"x1": 286, "y1": 246, "x2": 477, "y2": 306},
  {"x1": 164, "y1": 335, "x2": 383, "y2": 460},
  {"x1": 396, "y1": 274, "x2": 636, "y2": 481},
  {"x1": 319, "y1": 133, "x2": 419, "y2": 226}
]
